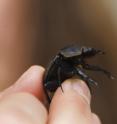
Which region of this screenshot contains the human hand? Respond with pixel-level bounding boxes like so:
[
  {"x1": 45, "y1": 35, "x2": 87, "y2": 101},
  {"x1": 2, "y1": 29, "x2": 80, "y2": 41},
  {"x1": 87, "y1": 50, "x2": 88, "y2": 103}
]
[{"x1": 0, "y1": 66, "x2": 101, "y2": 124}]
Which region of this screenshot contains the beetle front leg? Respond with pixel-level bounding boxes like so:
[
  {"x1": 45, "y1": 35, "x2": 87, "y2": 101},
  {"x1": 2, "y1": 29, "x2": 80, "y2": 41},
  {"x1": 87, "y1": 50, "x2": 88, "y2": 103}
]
[{"x1": 82, "y1": 64, "x2": 114, "y2": 79}]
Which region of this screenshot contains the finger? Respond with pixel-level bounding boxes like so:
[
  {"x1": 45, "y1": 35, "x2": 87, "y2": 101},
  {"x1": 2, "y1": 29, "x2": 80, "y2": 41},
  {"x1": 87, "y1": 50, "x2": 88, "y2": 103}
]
[
  {"x1": 1, "y1": 65, "x2": 45, "y2": 101},
  {"x1": 92, "y1": 113, "x2": 101, "y2": 124},
  {"x1": 48, "y1": 79, "x2": 95, "y2": 124},
  {"x1": 0, "y1": 92, "x2": 47, "y2": 124}
]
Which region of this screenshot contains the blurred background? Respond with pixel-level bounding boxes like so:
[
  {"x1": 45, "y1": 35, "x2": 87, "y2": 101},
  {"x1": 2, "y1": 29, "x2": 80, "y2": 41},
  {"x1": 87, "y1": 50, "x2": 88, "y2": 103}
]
[{"x1": 0, "y1": 0, "x2": 116, "y2": 123}]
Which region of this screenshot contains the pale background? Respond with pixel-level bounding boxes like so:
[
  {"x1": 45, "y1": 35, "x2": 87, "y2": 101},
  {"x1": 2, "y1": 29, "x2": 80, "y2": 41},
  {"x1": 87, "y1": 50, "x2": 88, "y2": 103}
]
[{"x1": 0, "y1": 0, "x2": 116, "y2": 123}]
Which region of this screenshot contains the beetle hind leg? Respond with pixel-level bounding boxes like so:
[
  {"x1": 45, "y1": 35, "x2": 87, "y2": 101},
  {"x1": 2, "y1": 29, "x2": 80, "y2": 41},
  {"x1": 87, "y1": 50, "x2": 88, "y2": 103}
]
[
  {"x1": 44, "y1": 81, "x2": 59, "y2": 92},
  {"x1": 44, "y1": 81, "x2": 59, "y2": 103},
  {"x1": 58, "y1": 67, "x2": 64, "y2": 92},
  {"x1": 44, "y1": 84, "x2": 51, "y2": 103}
]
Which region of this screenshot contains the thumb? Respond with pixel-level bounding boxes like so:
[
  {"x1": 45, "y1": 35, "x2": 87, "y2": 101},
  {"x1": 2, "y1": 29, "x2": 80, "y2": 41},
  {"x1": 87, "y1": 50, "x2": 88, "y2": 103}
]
[{"x1": 48, "y1": 79, "x2": 101, "y2": 124}]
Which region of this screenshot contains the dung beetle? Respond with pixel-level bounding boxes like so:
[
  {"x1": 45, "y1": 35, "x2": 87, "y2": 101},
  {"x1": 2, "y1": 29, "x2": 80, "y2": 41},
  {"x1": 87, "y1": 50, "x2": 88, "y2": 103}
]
[{"x1": 44, "y1": 45, "x2": 114, "y2": 103}]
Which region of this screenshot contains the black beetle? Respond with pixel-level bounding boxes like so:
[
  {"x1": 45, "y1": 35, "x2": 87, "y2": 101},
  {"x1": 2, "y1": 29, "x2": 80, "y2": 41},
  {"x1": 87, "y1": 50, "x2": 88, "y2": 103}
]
[{"x1": 44, "y1": 45, "x2": 114, "y2": 103}]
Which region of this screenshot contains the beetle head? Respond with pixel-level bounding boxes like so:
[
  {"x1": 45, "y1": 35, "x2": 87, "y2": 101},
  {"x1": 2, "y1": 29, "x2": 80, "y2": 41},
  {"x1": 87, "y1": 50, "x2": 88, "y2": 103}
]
[{"x1": 81, "y1": 47, "x2": 105, "y2": 58}]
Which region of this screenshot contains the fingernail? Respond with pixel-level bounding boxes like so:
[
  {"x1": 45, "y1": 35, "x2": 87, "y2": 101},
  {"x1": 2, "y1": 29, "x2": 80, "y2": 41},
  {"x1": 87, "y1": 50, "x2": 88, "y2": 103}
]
[{"x1": 62, "y1": 79, "x2": 91, "y2": 104}]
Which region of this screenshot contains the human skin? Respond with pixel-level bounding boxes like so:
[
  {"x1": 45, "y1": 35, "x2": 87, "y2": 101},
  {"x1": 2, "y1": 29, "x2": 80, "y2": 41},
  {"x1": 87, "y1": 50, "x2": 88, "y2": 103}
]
[{"x1": 0, "y1": 65, "x2": 101, "y2": 124}]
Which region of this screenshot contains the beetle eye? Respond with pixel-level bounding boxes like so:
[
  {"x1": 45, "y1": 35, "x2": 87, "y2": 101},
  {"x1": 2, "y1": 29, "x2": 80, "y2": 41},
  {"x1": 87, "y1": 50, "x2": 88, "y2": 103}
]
[{"x1": 81, "y1": 47, "x2": 91, "y2": 53}]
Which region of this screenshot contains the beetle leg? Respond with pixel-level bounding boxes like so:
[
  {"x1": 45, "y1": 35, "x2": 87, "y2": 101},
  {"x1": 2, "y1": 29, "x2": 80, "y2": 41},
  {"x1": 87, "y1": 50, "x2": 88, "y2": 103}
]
[
  {"x1": 44, "y1": 81, "x2": 59, "y2": 92},
  {"x1": 74, "y1": 67, "x2": 98, "y2": 88},
  {"x1": 44, "y1": 84, "x2": 51, "y2": 103},
  {"x1": 44, "y1": 81, "x2": 60, "y2": 103},
  {"x1": 82, "y1": 64, "x2": 115, "y2": 79},
  {"x1": 58, "y1": 67, "x2": 64, "y2": 92}
]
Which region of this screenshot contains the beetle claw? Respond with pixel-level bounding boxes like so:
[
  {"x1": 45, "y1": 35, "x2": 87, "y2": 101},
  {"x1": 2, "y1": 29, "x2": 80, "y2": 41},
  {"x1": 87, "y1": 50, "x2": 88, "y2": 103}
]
[
  {"x1": 97, "y1": 50, "x2": 105, "y2": 55},
  {"x1": 87, "y1": 78, "x2": 98, "y2": 86},
  {"x1": 109, "y1": 75, "x2": 115, "y2": 80}
]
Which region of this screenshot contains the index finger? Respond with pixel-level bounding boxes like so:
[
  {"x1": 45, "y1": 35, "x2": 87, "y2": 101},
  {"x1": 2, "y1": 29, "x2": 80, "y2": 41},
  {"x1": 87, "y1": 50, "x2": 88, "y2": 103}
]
[{"x1": 1, "y1": 65, "x2": 45, "y2": 101}]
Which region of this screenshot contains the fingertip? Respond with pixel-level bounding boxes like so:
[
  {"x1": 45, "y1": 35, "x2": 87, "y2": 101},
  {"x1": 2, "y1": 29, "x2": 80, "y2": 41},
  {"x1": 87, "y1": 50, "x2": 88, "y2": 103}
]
[
  {"x1": 1, "y1": 65, "x2": 45, "y2": 102},
  {"x1": 14, "y1": 65, "x2": 45, "y2": 100},
  {"x1": 50, "y1": 78, "x2": 91, "y2": 110},
  {"x1": 62, "y1": 79, "x2": 91, "y2": 104},
  {"x1": 29, "y1": 65, "x2": 45, "y2": 73},
  {"x1": 18, "y1": 65, "x2": 45, "y2": 82}
]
